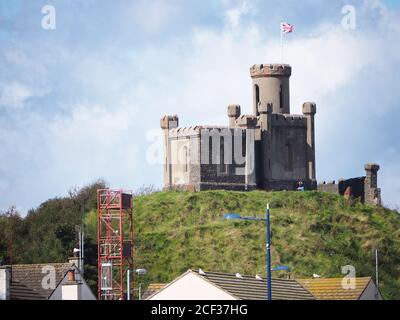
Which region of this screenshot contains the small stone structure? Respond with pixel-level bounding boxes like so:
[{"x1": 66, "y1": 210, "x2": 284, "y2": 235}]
[
  {"x1": 318, "y1": 164, "x2": 381, "y2": 206},
  {"x1": 161, "y1": 64, "x2": 316, "y2": 191}
]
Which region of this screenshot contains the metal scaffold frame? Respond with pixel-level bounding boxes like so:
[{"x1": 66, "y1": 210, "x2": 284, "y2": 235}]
[{"x1": 97, "y1": 189, "x2": 133, "y2": 300}]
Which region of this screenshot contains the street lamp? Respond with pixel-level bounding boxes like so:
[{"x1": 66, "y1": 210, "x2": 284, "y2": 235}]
[
  {"x1": 136, "y1": 268, "x2": 147, "y2": 300},
  {"x1": 127, "y1": 268, "x2": 147, "y2": 300},
  {"x1": 223, "y1": 204, "x2": 272, "y2": 301}
]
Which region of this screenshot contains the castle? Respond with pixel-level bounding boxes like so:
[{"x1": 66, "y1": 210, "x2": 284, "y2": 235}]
[
  {"x1": 160, "y1": 63, "x2": 381, "y2": 205},
  {"x1": 161, "y1": 63, "x2": 316, "y2": 191}
]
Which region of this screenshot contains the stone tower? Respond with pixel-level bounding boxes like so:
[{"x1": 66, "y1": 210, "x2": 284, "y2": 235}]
[
  {"x1": 364, "y1": 164, "x2": 381, "y2": 206},
  {"x1": 251, "y1": 64, "x2": 291, "y2": 115}
]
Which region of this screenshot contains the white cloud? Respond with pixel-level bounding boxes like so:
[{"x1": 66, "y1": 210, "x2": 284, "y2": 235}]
[
  {"x1": 126, "y1": 0, "x2": 180, "y2": 34},
  {"x1": 225, "y1": 1, "x2": 251, "y2": 27},
  {"x1": 47, "y1": 103, "x2": 139, "y2": 184},
  {"x1": 0, "y1": 82, "x2": 33, "y2": 109}
]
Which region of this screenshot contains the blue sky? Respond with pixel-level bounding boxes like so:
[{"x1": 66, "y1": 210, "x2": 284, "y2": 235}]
[{"x1": 0, "y1": 0, "x2": 399, "y2": 214}]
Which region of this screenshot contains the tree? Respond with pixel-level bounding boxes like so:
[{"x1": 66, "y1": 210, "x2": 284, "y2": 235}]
[{"x1": 0, "y1": 206, "x2": 25, "y2": 264}]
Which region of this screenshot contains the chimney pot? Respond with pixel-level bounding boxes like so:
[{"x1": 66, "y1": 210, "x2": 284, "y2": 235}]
[{"x1": 67, "y1": 269, "x2": 76, "y2": 282}]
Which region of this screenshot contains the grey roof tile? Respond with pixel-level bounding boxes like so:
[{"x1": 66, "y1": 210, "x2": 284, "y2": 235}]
[{"x1": 195, "y1": 271, "x2": 315, "y2": 300}]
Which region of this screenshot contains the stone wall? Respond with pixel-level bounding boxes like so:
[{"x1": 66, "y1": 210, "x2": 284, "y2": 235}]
[
  {"x1": 364, "y1": 164, "x2": 381, "y2": 206},
  {"x1": 318, "y1": 177, "x2": 365, "y2": 200},
  {"x1": 318, "y1": 164, "x2": 381, "y2": 206}
]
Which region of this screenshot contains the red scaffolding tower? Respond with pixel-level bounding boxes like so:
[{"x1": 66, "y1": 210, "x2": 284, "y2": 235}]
[{"x1": 97, "y1": 189, "x2": 133, "y2": 300}]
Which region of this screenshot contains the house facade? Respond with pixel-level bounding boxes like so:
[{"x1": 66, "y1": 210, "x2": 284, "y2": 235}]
[
  {"x1": 146, "y1": 270, "x2": 382, "y2": 301},
  {"x1": 0, "y1": 262, "x2": 95, "y2": 300}
]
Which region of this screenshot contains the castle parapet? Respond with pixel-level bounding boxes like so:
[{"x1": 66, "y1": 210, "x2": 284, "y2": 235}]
[
  {"x1": 271, "y1": 114, "x2": 307, "y2": 127},
  {"x1": 250, "y1": 64, "x2": 292, "y2": 78},
  {"x1": 236, "y1": 115, "x2": 258, "y2": 128},
  {"x1": 258, "y1": 103, "x2": 273, "y2": 114},
  {"x1": 169, "y1": 126, "x2": 202, "y2": 138},
  {"x1": 161, "y1": 115, "x2": 179, "y2": 129},
  {"x1": 227, "y1": 104, "x2": 241, "y2": 127},
  {"x1": 302, "y1": 102, "x2": 317, "y2": 115}
]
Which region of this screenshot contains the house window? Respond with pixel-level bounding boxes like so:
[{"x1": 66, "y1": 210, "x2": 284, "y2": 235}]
[{"x1": 279, "y1": 85, "x2": 284, "y2": 110}]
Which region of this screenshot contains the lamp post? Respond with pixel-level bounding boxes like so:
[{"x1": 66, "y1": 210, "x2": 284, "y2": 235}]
[
  {"x1": 223, "y1": 204, "x2": 272, "y2": 300},
  {"x1": 127, "y1": 268, "x2": 147, "y2": 300},
  {"x1": 136, "y1": 268, "x2": 147, "y2": 300},
  {"x1": 266, "y1": 204, "x2": 272, "y2": 301}
]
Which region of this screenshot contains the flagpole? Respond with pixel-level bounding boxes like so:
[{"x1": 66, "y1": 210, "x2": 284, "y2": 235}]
[{"x1": 280, "y1": 21, "x2": 284, "y2": 64}]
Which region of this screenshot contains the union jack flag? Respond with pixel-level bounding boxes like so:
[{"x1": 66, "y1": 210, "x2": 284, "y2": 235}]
[{"x1": 281, "y1": 22, "x2": 294, "y2": 34}]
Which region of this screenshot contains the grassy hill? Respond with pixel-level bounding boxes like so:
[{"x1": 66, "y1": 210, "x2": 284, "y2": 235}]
[{"x1": 85, "y1": 190, "x2": 400, "y2": 299}]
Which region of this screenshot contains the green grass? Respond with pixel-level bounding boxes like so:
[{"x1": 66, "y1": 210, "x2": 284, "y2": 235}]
[{"x1": 85, "y1": 190, "x2": 400, "y2": 299}]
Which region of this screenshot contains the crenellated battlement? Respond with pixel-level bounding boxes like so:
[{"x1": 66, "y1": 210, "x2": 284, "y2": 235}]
[
  {"x1": 227, "y1": 104, "x2": 241, "y2": 118},
  {"x1": 169, "y1": 126, "x2": 202, "y2": 138},
  {"x1": 271, "y1": 114, "x2": 307, "y2": 127},
  {"x1": 258, "y1": 103, "x2": 273, "y2": 114},
  {"x1": 160, "y1": 115, "x2": 179, "y2": 129},
  {"x1": 236, "y1": 115, "x2": 258, "y2": 128},
  {"x1": 250, "y1": 64, "x2": 292, "y2": 78},
  {"x1": 302, "y1": 102, "x2": 317, "y2": 115}
]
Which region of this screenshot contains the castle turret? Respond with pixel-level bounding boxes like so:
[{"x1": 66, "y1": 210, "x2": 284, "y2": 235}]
[
  {"x1": 364, "y1": 163, "x2": 381, "y2": 206},
  {"x1": 161, "y1": 115, "x2": 179, "y2": 188},
  {"x1": 250, "y1": 64, "x2": 291, "y2": 115},
  {"x1": 303, "y1": 102, "x2": 317, "y2": 183},
  {"x1": 227, "y1": 104, "x2": 241, "y2": 128}
]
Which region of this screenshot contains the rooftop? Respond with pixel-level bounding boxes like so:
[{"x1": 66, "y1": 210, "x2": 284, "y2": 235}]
[
  {"x1": 297, "y1": 277, "x2": 373, "y2": 300},
  {"x1": 7, "y1": 263, "x2": 74, "y2": 300},
  {"x1": 194, "y1": 270, "x2": 315, "y2": 300}
]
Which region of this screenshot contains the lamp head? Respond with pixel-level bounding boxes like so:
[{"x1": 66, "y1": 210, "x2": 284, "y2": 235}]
[{"x1": 223, "y1": 213, "x2": 242, "y2": 220}]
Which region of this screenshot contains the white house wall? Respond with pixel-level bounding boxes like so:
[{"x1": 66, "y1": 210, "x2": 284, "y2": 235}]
[{"x1": 149, "y1": 272, "x2": 236, "y2": 300}]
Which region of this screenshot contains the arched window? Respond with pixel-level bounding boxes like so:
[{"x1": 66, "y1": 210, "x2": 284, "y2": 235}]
[
  {"x1": 286, "y1": 143, "x2": 293, "y2": 172},
  {"x1": 279, "y1": 85, "x2": 284, "y2": 110},
  {"x1": 255, "y1": 84, "x2": 260, "y2": 114},
  {"x1": 183, "y1": 146, "x2": 188, "y2": 172},
  {"x1": 219, "y1": 137, "x2": 228, "y2": 175},
  {"x1": 220, "y1": 138, "x2": 224, "y2": 166},
  {"x1": 209, "y1": 138, "x2": 213, "y2": 165}
]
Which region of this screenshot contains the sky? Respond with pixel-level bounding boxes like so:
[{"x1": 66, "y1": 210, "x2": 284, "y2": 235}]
[{"x1": 0, "y1": 0, "x2": 399, "y2": 214}]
